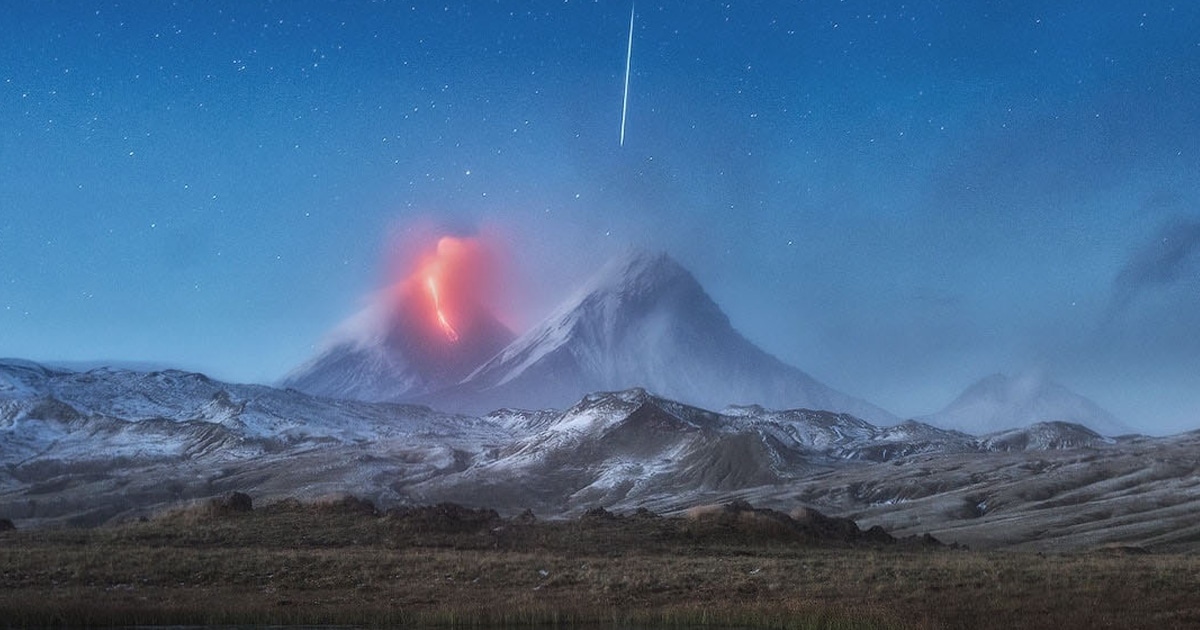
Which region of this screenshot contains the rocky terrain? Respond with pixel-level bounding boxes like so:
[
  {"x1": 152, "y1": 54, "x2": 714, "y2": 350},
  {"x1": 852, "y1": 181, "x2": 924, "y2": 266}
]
[
  {"x1": 3, "y1": 358, "x2": 1198, "y2": 551},
  {"x1": 8, "y1": 494, "x2": 1199, "y2": 629}
]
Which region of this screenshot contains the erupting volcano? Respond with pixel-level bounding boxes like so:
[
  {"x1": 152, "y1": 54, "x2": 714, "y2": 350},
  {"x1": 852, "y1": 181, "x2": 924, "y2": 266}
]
[
  {"x1": 281, "y1": 234, "x2": 514, "y2": 403},
  {"x1": 287, "y1": 244, "x2": 892, "y2": 422},
  {"x1": 383, "y1": 235, "x2": 513, "y2": 381}
]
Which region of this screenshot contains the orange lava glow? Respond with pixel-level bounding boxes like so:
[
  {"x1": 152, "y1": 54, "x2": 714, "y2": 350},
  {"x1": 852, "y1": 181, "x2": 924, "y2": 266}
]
[{"x1": 393, "y1": 233, "x2": 500, "y2": 347}]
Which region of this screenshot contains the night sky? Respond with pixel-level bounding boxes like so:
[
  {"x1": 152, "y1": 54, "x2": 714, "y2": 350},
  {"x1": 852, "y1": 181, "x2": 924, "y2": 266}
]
[{"x1": 2, "y1": 1, "x2": 1198, "y2": 433}]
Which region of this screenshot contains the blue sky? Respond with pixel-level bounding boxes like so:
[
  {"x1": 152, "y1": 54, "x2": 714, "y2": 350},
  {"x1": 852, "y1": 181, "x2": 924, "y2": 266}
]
[{"x1": 2, "y1": 1, "x2": 1198, "y2": 432}]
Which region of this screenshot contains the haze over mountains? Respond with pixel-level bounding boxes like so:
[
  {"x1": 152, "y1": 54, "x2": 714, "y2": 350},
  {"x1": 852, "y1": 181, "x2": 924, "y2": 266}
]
[
  {"x1": 285, "y1": 249, "x2": 1131, "y2": 436},
  {"x1": 7, "y1": 249, "x2": 1187, "y2": 551},
  {"x1": 923, "y1": 372, "x2": 1134, "y2": 437}
]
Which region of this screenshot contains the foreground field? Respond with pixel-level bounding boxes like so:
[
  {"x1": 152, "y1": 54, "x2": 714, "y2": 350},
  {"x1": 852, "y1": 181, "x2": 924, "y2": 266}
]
[{"x1": 2, "y1": 498, "x2": 1199, "y2": 629}]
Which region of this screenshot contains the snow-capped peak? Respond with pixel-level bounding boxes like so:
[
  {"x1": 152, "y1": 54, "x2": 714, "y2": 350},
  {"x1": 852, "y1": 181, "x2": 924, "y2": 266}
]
[
  {"x1": 577, "y1": 249, "x2": 694, "y2": 300},
  {"x1": 435, "y1": 250, "x2": 896, "y2": 424}
]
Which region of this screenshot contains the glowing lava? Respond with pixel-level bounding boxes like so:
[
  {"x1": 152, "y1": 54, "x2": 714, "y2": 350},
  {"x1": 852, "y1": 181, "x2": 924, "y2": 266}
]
[
  {"x1": 425, "y1": 273, "x2": 460, "y2": 342},
  {"x1": 390, "y1": 233, "x2": 503, "y2": 348},
  {"x1": 372, "y1": 227, "x2": 515, "y2": 383}
]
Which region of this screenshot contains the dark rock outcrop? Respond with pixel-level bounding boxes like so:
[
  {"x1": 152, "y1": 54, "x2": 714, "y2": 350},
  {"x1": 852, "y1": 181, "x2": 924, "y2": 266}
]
[
  {"x1": 387, "y1": 502, "x2": 502, "y2": 533},
  {"x1": 209, "y1": 491, "x2": 253, "y2": 514}
]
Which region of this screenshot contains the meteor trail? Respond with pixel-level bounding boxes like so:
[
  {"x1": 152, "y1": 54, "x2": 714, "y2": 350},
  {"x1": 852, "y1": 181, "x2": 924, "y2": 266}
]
[{"x1": 620, "y1": 3, "x2": 634, "y2": 147}]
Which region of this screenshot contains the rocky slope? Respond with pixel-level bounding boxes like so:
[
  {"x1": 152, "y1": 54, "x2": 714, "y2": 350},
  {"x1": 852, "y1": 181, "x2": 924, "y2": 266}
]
[{"x1": 4, "y1": 359, "x2": 1196, "y2": 551}]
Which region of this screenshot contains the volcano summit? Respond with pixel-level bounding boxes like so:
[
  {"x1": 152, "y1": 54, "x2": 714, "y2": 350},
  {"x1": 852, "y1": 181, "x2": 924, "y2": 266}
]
[{"x1": 282, "y1": 236, "x2": 514, "y2": 402}]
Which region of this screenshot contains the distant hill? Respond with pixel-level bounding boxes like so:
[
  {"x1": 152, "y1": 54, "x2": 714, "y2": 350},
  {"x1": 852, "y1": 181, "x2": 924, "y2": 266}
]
[{"x1": 923, "y1": 372, "x2": 1133, "y2": 436}]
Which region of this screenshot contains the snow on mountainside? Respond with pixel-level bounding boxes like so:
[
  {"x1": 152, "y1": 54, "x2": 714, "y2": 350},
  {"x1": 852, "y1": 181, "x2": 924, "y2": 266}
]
[
  {"x1": 435, "y1": 251, "x2": 896, "y2": 424},
  {"x1": 0, "y1": 359, "x2": 515, "y2": 526},
  {"x1": 3, "y1": 358, "x2": 1153, "y2": 536},
  {"x1": 977, "y1": 421, "x2": 1113, "y2": 451},
  {"x1": 923, "y1": 372, "x2": 1133, "y2": 436},
  {"x1": 414, "y1": 388, "x2": 886, "y2": 512},
  {"x1": 280, "y1": 305, "x2": 425, "y2": 403},
  {"x1": 0, "y1": 359, "x2": 505, "y2": 464}
]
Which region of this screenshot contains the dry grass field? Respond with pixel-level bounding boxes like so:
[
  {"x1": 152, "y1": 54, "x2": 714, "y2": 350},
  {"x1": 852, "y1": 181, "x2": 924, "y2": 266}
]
[{"x1": 2, "y1": 497, "x2": 1199, "y2": 629}]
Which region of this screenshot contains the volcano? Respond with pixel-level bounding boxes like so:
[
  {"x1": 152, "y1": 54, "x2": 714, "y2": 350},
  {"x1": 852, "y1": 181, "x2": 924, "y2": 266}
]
[
  {"x1": 282, "y1": 237, "x2": 514, "y2": 402},
  {"x1": 432, "y1": 250, "x2": 896, "y2": 423}
]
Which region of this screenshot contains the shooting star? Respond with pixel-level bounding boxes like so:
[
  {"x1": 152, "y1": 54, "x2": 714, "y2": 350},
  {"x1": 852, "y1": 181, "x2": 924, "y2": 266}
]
[{"x1": 619, "y1": 3, "x2": 635, "y2": 147}]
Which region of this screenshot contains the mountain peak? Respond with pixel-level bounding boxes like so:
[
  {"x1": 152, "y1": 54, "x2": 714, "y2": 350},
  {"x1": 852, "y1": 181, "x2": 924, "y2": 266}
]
[
  {"x1": 588, "y1": 249, "x2": 690, "y2": 293},
  {"x1": 965, "y1": 372, "x2": 1052, "y2": 400},
  {"x1": 550, "y1": 249, "x2": 701, "y2": 324},
  {"x1": 925, "y1": 371, "x2": 1132, "y2": 436},
  {"x1": 432, "y1": 251, "x2": 896, "y2": 424}
]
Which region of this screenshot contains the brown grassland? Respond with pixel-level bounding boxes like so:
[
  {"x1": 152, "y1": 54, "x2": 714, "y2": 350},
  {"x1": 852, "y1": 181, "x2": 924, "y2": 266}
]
[{"x1": 2, "y1": 496, "x2": 1200, "y2": 629}]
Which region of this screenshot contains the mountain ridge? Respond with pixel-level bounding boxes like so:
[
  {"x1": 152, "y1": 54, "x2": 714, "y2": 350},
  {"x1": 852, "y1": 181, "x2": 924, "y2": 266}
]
[{"x1": 2, "y1": 358, "x2": 1166, "y2": 551}]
